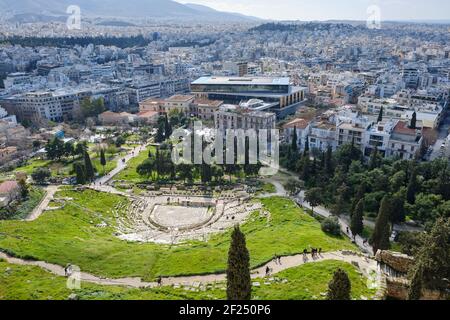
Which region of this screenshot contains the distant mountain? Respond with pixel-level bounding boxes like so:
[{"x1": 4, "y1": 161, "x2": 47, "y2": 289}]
[
  {"x1": 184, "y1": 3, "x2": 261, "y2": 21},
  {"x1": 0, "y1": 0, "x2": 261, "y2": 22}
]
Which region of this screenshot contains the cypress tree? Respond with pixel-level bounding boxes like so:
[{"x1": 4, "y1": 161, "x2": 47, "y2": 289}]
[
  {"x1": 409, "y1": 112, "x2": 417, "y2": 129},
  {"x1": 369, "y1": 147, "x2": 379, "y2": 170},
  {"x1": 74, "y1": 162, "x2": 87, "y2": 185},
  {"x1": 350, "y1": 199, "x2": 364, "y2": 237},
  {"x1": 100, "y1": 149, "x2": 107, "y2": 173},
  {"x1": 390, "y1": 193, "x2": 406, "y2": 224},
  {"x1": 377, "y1": 106, "x2": 384, "y2": 123},
  {"x1": 164, "y1": 115, "x2": 172, "y2": 139},
  {"x1": 371, "y1": 196, "x2": 391, "y2": 254},
  {"x1": 351, "y1": 182, "x2": 366, "y2": 212},
  {"x1": 227, "y1": 226, "x2": 251, "y2": 300},
  {"x1": 304, "y1": 137, "x2": 310, "y2": 154},
  {"x1": 325, "y1": 146, "x2": 333, "y2": 175},
  {"x1": 84, "y1": 151, "x2": 95, "y2": 181},
  {"x1": 327, "y1": 269, "x2": 351, "y2": 300},
  {"x1": 291, "y1": 126, "x2": 298, "y2": 153},
  {"x1": 406, "y1": 167, "x2": 418, "y2": 204}
]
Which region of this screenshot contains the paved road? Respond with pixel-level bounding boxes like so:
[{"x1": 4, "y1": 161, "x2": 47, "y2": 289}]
[
  {"x1": 25, "y1": 185, "x2": 59, "y2": 222},
  {"x1": 0, "y1": 250, "x2": 383, "y2": 298},
  {"x1": 429, "y1": 110, "x2": 450, "y2": 161}
]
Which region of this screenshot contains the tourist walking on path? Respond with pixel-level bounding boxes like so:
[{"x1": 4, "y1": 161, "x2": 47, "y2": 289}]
[{"x1": 157, "y1": 276, "x2": 162, "y2": 287}]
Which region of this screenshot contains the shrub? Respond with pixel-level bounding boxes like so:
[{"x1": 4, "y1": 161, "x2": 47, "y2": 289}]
[{"x1": 321, "y1": 216, "x2": 341, "y2": 236}]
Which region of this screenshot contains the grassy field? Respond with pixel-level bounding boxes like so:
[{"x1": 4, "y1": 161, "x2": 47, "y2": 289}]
[
  {"x1": 252, "y1": 260, "x2": 376, "y2": 300},
  {"x1": 0, "y1": 191, "x2": 355, "y2": 281},
  {"x1": 114, "y1": 146, "x2": 156, "y2": 183},
  {"x1": 14, "y1": 153, "x2": 117, "y2": 179},
  {"x1": 0, "y1": 259, "x2": 374, "y2": 300}
]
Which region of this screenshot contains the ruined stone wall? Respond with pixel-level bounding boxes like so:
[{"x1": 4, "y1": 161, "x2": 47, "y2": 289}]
[
  {"x1": 375, "y1": 250, "x2": 415, "y2": 273},
  {"x1": 386, "y1": 277, "x2": 449, "y2": 300}
]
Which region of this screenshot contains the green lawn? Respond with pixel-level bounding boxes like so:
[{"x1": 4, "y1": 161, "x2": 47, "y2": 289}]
[
  {"x1": 114, "y1": 146, "x2": 156, "y2": 183},
  {"x1": 14, "y1": 153, "x2": 117, "y2": 179},
  {"x1": 0, "y1": 192, "x2": 355, "y2": 281},
  {"x1": 260, "y1": 182, "x2": 276, "y2": 194},
  {"x1": 0, "y1": 259, "x2": 374, "y2": 300},
  {"x1": 252, "y1": 260, "x2": 376, "y2": 300}
]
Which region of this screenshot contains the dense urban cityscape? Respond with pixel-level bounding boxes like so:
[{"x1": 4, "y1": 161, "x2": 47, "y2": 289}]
[{"x1": 0, "y1": 0, "x2": 449, "y2": 305}]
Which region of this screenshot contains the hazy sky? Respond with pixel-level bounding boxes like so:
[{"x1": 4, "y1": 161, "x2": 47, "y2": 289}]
[{"x1": 176, "y1": 0, "x2": 450, "y2": 21}]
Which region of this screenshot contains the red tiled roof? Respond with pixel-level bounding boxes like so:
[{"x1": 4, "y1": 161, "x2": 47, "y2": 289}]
[
  {"x1": 394, "y1": 121, "x2": 417, "y2": 135},
  {"x1": 0, "y1": 181, "x2": 19, "y2": 194}
]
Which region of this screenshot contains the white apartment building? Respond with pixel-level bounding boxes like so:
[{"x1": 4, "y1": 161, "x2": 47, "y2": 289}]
[
  {"x1": 363, "y1": 119, "x2": 397, "y2": 157},
  {"x1": 308, "y1": 121, "x2": 336, "y2": 152},
  {"x1": 336, "y1": 111, "x2": 372, "y2": 151},
  {"x1": 1, "y1": 89, "x2": 91, "y2": 123},
  {"x1": 386, "y1": 121, "x2": 424, "y2": 160},
  {"x1": 127, "y1": 81, "x2": 161, "y2": 104}
]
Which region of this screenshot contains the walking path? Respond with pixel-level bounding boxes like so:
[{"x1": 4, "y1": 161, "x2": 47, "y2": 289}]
[
  {"x1": 255, "y1": 174, "x2": 373, "y2": 255},
  {"x1": 0, "y1": 250, "x2": 383, "y2": 296},
  {"x1": 25, "y1": 185, "x2": 59, "y2": 222},
  {"x1": 95, "y1": 144, "x2": 149, "y2": 185}
]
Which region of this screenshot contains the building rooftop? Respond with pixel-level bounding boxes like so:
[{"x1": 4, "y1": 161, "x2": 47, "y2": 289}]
[
  {"x1": 283, "y1": 118, "x2": 310, "y2": 130},
  {"x1": 0, "y1": 181, "x2": 19, "y2": 194},
  {"x1": 393, "y1": 121, "x2": 419, "y2": 136},
  {"x1": 192, "y1": 76, "x2": 290, "y2": 86},
  {"x1": 166, "y1": 95, "x2": 195, "y2": 103},
  {"x1": 194, "y1": 99, "x2": 223, "y2": 108}
]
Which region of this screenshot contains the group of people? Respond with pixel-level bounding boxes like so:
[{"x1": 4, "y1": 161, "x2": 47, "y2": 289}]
[{"x1": 302, "y1": 248, "x2": 322, "y2": 258}]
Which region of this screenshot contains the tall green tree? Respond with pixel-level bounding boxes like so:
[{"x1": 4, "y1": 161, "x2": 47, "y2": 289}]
[
  {"x1": 369, "y1": 147, "x2": 380, "y2": 170},
  {"x1": 409, "y1": 112, "x2": 417, "y2": 129},
  {"x1": 74, "y1": 162, "x2": 87, "y2": 185},
  {"x1": 327, "y1": 269, "x2": 351, "y2": 300},
  {"x1": 291, "y1": 127, "x2": 298, "y2": 153},
  {"x1": 227, "y1": 226, "x2": 251, "y2": 300},
  {"x1": 137, "y1": 158, "x2": 155, "y2": 179},
  {"x1": 305, "y1": 187, "x2": 323, "y2": 214},
  {"x1": 156, "y1": 121, "x2": 165, "y2": 143},
  {"x1": 371, "y1": 196, "x2": 391, "y2": 254},
  {"x1": 407, "y1": 167, "x2": 419, "y2": 204},
  {"x1": 324, "y1": 146, "x2": 334, "y2": 175},
  {"x1": 351, "y1": 182, "x2": 366, "y2": 213},
  {"x1": 83, "y1": 151, "x2": 95, "y2": 181},
  {"x1": 100, "y1": 149, "x2": 107, "y2": 174},
  {"x1": 351, "y1": 199, "x2": 364, "y2": 237},
  {"x1": 31, "y1": 167, "x2": 51, "y2": 184},
  {"x1": 377, "y1": 106, "x2": 384, "y2": 123},
  {"x1": 408, "y1": 218, "x2": 450, "y2": 300},
  {"x1": 164, "y1": 115, "x2": 172, "y2": 139},
  {"x1": 18, "y1": 179, "x2": 29, "y2": 199},
  {"x1": 390, "y1": 193, "x2": 406, "y2": 224}
]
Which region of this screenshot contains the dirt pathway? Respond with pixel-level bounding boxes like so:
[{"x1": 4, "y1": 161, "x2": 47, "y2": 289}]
[
  {"x1": 0, "y1": 250, "x2": 383, "y2": 295},
  {"x1": 25, "y1": 185, "x2": 59, "y2": 222}
]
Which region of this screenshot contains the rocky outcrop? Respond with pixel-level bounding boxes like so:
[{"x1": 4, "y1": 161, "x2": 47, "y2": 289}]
[
  {"x1": 386, "y1": 277, "x2": 449, "y2": 300},
  {"x1": 375, "y1": 250, "x2": 415, "y2": 274}
]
